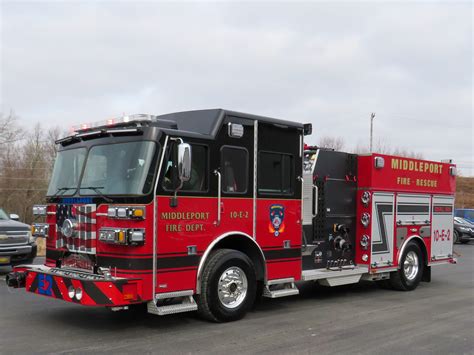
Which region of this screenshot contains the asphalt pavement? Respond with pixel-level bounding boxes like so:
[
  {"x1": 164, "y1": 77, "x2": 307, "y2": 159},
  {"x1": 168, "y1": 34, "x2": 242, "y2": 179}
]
[{"x1": 1, "y1": 244, "x2": 473, "y2": 355}]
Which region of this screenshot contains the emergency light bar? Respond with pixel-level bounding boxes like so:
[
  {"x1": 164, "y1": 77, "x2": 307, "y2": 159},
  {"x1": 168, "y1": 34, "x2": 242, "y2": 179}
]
[{"x1": 71, "y1": 114, "x2": 158, "y2": 133}]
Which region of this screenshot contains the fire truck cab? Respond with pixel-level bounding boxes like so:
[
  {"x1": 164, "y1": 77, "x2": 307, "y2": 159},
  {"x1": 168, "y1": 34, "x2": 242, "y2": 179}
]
[{"x1": 7, "y1": 109, "x2": 457, "y2": 322}]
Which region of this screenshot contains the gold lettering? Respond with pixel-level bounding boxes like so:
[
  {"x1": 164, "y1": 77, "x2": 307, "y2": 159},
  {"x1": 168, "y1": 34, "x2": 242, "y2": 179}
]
[{"x1": 391, "y1": 159, "x2": 399, "y2": 169}]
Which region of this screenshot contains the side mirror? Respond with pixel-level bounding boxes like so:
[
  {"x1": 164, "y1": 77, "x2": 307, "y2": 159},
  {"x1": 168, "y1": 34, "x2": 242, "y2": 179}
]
[
  {"x1": 9, "y1": 214, "x2": 19, "y2": 221},
  {"x1": 177, "y1": 143, "x2": 192, "y2": 183}
]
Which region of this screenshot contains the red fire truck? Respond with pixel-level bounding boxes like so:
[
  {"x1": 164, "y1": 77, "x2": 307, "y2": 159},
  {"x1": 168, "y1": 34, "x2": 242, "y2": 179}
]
[{"x1": 6, "y1": 109, "x2": 457, "y2": 322}]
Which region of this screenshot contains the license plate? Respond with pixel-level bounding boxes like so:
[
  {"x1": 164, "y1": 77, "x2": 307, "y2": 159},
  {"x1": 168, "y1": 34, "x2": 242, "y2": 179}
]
[{"x1": 0, "y1": 256, "x2": 11, "y2": 264}]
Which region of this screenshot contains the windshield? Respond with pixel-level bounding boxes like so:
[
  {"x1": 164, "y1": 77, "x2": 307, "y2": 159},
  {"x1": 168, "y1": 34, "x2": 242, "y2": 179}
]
[
  {"x1": 465, "y1": 210, "x2": 474, "y2": 220},
  {"x1": 0, "y1": 209, "x2": 9, "y2": 220},
  {"x1": 456, "y1": 217, "x2": 473, "y2": 226},
  {"x1": 80, "y1": 141, "x2": 156, "y2": 195},
  {"x1": 47, "y1": 148, "x2": 87, "y2": 196}
]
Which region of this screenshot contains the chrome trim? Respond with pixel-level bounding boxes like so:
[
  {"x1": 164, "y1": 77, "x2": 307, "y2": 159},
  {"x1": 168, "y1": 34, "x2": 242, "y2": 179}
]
[
  {"x1": 196, "y1": 231, "x2": 266, "y2": 294},
  {"x1": 253, "y1": 120, "x2": 258, "y2": 238},
  {"x1": 397, "y1": 235, "x2": 424, "y2": 267},
  {"x1": 214, "y1": 170, "x2": 222, "y2": 226},
  {"x1": 217, "y1": 266, "x2": 248, "y2": 309},
  {"x1": 152, "y1": 135, "x2": 169, "y2": 300}
]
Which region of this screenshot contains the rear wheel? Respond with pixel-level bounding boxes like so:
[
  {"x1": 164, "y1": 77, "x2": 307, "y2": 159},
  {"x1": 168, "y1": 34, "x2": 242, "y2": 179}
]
[
  {"x1": 196, "y1": 249, "x2": 256, "y2": 322},
  {"x1": 390, "y1": 242, "x2": 423, "y2": 291}
]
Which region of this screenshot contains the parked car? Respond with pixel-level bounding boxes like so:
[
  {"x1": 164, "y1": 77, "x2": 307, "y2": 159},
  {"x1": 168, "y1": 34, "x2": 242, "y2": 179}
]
[
  {"x1": 454, "y1": 217, "x2": 474, "y2": 244},
  {"x1": 0, "y1": 209, "x2": 37, "y2": 266},
  {"x1": 455, "y1": 209, "x2": 474, "y2": 224}
]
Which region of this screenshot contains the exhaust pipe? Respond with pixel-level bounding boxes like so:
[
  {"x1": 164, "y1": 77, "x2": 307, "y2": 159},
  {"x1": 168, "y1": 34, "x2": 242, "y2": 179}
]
[{"x1": 6, "y1": 271, "x2": 26, "y2": 288}]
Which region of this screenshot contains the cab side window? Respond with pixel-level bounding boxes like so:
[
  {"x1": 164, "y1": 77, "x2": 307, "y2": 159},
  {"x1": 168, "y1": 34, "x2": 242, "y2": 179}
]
[
  {"x1": 258, "y1": 151, "x2": 294, "y2": 195},
  {"x1": 221, "y1": 146, "x2": 248, "y2": 194}
]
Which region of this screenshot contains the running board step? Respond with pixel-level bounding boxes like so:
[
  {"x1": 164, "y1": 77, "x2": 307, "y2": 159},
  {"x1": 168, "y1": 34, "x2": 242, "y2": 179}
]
[
  {"x1": 263, "y1": 278, "x2": 299, "y2": 298},
  {"x1": 147, "y1": 290, "x2": 197, "y2": 316}
]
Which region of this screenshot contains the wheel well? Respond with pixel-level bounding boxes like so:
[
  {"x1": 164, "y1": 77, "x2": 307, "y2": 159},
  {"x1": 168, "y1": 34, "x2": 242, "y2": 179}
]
[
  {"x1": 211, "y1": 236, "x2": 265, "y2": 282},
  {"x1": 409, "y1": 237, "x2": 428, "y2": 266},
  {"x1": 196, "y1": 234, "x2": 266, "y2": 294},
  {"x1": 401, "y1": 236, "x2": 430, "y2": 281}
]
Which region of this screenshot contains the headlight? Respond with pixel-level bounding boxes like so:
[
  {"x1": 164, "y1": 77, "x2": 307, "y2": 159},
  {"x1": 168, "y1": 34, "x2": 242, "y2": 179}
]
[
  {"x1": 459, "y1": 227, "x2": 469, "y2": 231},
  {"x1": 32, "y1": 223, "x2": 49, "y2": 237},
  {"x1": 106, "y1": 206, "x2": 145, "y2": 220},
  {"x1": 99, "y1": 228, "x2": 145, "y2": 246}
]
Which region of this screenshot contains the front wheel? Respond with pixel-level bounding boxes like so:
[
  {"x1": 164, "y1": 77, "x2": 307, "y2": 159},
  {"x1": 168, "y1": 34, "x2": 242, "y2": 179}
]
[
  {"x1": 390, "y1": 242, "x2": 423, "y2": 291},
  {"x1": 454, "y1": 230, "x2": 460, "y2": 244},
  {"x1": 196, "y1": 249, "x2": 256, "y2": 322}
]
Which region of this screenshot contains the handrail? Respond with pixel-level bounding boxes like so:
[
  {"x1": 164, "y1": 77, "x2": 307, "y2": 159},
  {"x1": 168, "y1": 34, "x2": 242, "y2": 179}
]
[
  {"x1": 214, "y1": 170, "x2": 221, "y2": 226},
  {"x1": 312, "y1": 184, "x2": 318, "y2": 218}
]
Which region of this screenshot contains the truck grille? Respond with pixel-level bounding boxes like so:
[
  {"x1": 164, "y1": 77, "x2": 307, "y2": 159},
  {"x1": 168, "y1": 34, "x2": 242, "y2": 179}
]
[
  {"x1": 56, "y1": 204, "x2": 97, "y2": 254},
  {"x1": 0, "y1": 232, "x2": 29, "y2": 246}
]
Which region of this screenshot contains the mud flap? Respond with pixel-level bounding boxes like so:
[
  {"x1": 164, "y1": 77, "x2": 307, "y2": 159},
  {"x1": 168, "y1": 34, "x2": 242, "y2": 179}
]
[{"x1": 422, "y1": 265, "x2": 431, "y2": 282}]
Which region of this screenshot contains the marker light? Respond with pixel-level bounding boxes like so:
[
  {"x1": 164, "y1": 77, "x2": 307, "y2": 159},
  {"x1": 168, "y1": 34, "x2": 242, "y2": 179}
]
[
  {"x1": 360, "y1": 235, "x2": 370, "y2": 249},
  {"x1": 361, "y1": 191, "x2": 371, "y2": 206},
  {"x1": 374, "y1": 156, "x2": 385, "y2": 169},
  {"x1": 361, "y1": 213, "x2": 371, "y2": 228}
]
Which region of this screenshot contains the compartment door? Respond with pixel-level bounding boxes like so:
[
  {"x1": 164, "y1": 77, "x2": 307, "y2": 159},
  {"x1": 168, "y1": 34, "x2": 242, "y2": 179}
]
[
  {"x1": 371, "y1": 192, "x2": 394, "y2": 266},
  {"x1": 431, "y1": 195, "x2": 454, "y2": 260}
]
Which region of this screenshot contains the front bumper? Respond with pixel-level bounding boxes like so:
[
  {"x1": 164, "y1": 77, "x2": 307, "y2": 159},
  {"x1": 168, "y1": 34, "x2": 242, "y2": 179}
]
[
  {"x1": 458, "y1": 232, "x2": 472, "y2": 242},
  {"x1": 0, "y1": 244, "x2": 37, "y2": 265},
  {"x1": 7, "y1": 265, "x2": 144, "y2": 307}
]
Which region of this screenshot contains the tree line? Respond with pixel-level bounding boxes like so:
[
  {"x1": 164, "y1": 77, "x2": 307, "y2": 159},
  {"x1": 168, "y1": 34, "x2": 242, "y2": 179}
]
[
  {"x1": 0, "y1": 112, "x2": 62, "y2": 224},
  {"x1": 0, "y1": 113, "x2": 450, "y2": 224}
]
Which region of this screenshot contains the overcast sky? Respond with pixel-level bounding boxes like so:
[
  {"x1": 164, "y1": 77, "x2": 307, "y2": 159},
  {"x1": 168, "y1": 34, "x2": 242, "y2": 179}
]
[{"x1": 1, "y1": 0, "x2": 472, "y2": 175}]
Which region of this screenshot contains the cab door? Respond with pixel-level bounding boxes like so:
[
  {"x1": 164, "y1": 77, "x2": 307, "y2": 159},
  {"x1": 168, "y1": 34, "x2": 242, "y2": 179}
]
[{"x1": 256, "y1": 123, "x2": 303, "y2": 281}]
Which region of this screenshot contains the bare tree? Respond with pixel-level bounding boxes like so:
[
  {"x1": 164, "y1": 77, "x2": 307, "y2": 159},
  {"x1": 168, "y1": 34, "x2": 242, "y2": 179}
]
[
  {"x1": 0, "y1": 110, "x2": 23, "y2": 146},
  {"x1": 352, "y1": 138, "x2": 423, "y2": 159},
  {"x1": 318, "y1": 136, "x2": 345, "y2": 151}
]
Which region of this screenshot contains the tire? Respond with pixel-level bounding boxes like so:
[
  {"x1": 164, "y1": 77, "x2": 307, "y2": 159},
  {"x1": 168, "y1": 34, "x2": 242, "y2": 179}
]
[
  {"x1": 453, "y1": 230, "x2": 460, "y2": 244},
  {"x1": 196, "y1": 249, "x2": 257, "y2": 322},
  {"x1": 390, "y1": 242, "x2": 423, "y2": 291}
]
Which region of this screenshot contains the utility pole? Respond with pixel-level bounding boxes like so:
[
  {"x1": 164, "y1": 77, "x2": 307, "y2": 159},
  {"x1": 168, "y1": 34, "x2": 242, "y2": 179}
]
[{"x1": 370, "y1": 112, "x2": 375, "y2": 153}]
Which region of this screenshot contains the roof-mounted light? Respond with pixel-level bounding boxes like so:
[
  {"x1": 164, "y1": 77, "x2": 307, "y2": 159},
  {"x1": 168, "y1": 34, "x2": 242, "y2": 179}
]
[{"x1": 72, "y1": 114, "x2": 157, "y2": 134}]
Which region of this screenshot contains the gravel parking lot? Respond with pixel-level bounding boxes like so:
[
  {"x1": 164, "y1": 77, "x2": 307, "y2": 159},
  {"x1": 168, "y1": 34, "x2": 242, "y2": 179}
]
[{"x1": 1, "y1": 243, "x2": 473, "y2": 355}]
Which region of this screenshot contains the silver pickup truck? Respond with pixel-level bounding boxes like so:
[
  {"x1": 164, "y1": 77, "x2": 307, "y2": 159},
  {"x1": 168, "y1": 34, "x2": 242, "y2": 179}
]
[{"x1": 0, "y1": 209, "x2": 37, "y2": 266}]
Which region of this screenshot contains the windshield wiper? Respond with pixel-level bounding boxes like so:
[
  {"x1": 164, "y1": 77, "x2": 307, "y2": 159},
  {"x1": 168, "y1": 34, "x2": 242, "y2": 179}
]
[
  {"x1": 49, "y1": 186, "x2": 76, "y2": 199},
  {"x1": 80, "y1": 186, "x2": 113, "y2": 203}
]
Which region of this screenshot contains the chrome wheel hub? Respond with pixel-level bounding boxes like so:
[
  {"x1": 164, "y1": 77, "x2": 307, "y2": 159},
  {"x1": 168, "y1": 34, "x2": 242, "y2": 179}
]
[
  {"x1": 217, "y1": 266, "x2": 248, "y2": 309},
  {"x1": 403, "y1": 251, "x2": 419, "y2": 281}
]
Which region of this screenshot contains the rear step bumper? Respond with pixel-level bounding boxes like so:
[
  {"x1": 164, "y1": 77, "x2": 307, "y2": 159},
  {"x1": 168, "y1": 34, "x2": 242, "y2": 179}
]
[{"x1": 8, "y1": 265, "x2": 145, "y2": 307}]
